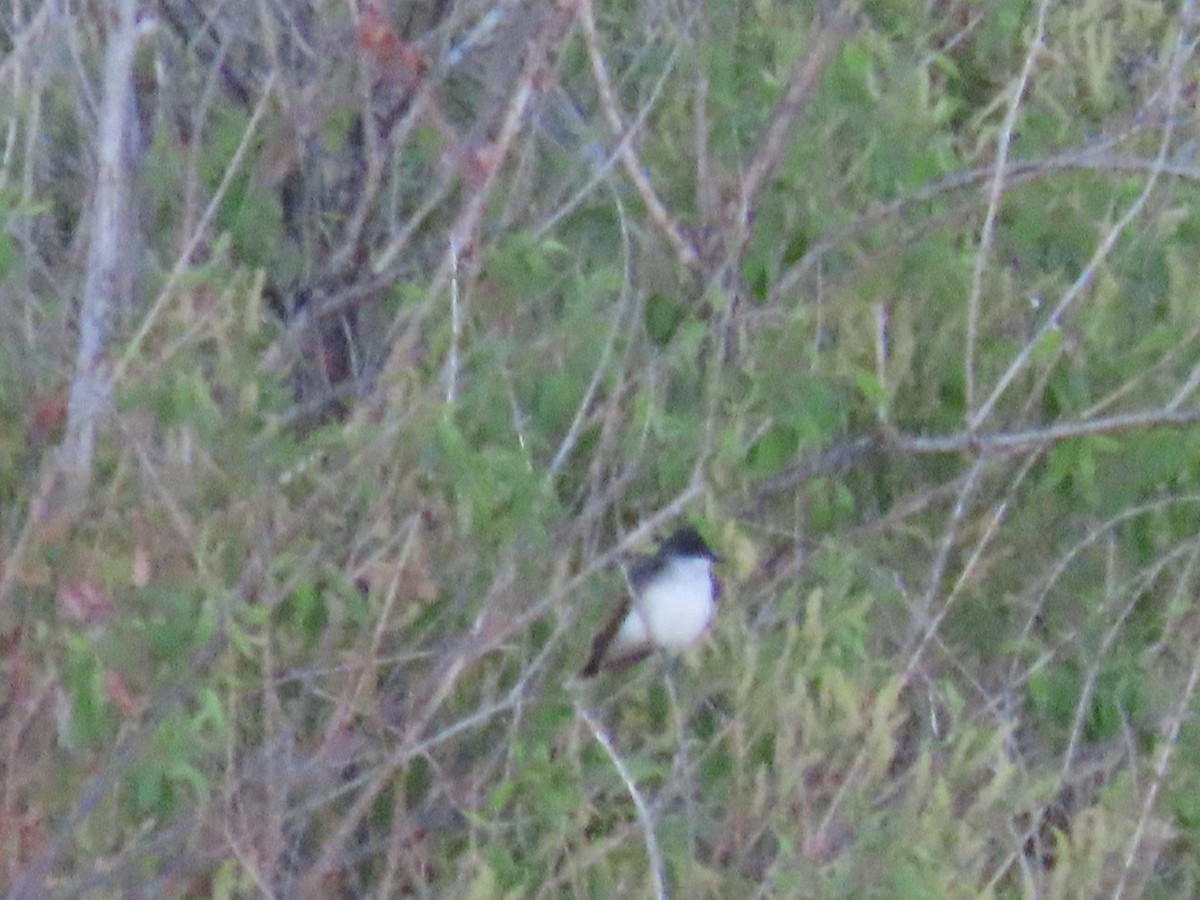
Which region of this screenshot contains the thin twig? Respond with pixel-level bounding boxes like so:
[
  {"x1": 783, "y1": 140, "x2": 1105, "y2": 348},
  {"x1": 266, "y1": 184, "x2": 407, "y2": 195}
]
[
  {"x1": 731, "y1": 10, "x2": 854, "y2": 259},
  {"x1": 445, "y1": 237, "x2": 462, "y2": 406},
  {"x1": 379, "y1": 6, "x2": 575, "y2": 386},
  {"x1": 1113, "y1": 546, "x2": 1200, "y2": 899},
  {"x1": 773, "y1": 140, "x2": 1186, "y2": 302},
  {"x1": 111, "y1": 71, "x2": 280, "y2": 387},
  {"x1": 546, "y1": 200, "x2": 634, "y2": 478},
  {"x1": 965, "y1": 0, "x2": 1049, "y2": 418},
  {"x1": 574, "y1": 699, "x2": 668, "y2": 900},
  {"x1": 969, "y1": 13, "x2": 1189, "y2": 431},
  {"x1": 892, "y1": 403, "x2": 1200, "y2": 455},
  {"x1": 577, "y1": 0, "x2": 696, "y2": 268}
]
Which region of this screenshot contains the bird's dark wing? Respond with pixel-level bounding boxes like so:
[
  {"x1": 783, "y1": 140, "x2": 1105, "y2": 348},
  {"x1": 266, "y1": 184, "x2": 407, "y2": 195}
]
[
  {"x1": 580, "y1": 549, "x2": 664, "y2": 677},
  {"x1": 581, "y1": 594, "x2": 633, "y2": 677},
  {"x1": 625, "y1": 549, "x2": 666, "y2": 593},
  {"x1": 583, "y1": 642, "x2": 654, "y2": 676}
]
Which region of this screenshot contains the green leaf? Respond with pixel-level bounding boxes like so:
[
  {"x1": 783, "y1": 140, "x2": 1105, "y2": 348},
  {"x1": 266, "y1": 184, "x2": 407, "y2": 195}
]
[
  {"x1": 1031, "y1": 326, "x2": 1063, "y2": 364},
  {"x1": 61, "y1": 641, "x2": 110, "y2": 749},
  {"x1": 0, "y1": 232, "x2": 12, "y2": 278},
  {"x1": 747, "y1": 423, "x2": 798, "y2": 476},
  {"x1": 193, "y1": 688, "x2": 228, "y2": 736},
  {"x1": 277, "y1": 581, "x2": 327, "y2": 643},
  {"x1": 130, "y1": 766, "x2": 168, "y2": 815},
  {"x1": 644, "y1": 293, "x2": 683, "y2": 345},
  {"x1": 853, "y1": 369, "x2": 887, "y2": 406}
]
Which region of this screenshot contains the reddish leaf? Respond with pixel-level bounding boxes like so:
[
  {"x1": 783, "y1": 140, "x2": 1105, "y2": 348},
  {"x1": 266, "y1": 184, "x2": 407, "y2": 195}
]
[
  {"x1": 357, "y1": 3, "x2": 427, "y2": 91},
  {"x1": 104, "y1": 671, "x2": 143, "y2": 718},
  {"x1": 26, "y1": 390, "x2": 67, "y2": 446},
  {"x1": 56, "y1": 581, "x2": 114, "y2": 628}
]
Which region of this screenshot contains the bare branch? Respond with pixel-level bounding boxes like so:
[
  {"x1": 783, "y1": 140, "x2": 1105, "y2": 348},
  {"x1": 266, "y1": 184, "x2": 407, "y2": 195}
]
[
  {"x1": 58, "y1": 0, "x2": 141, "y2": 487},
  {"x1": 578, "y1": 0, "x2": 697, "y2": 268},
  {"x1": 965, "y1": 0, "x2": 1050, "y2": 418},
  {"x1": 968, "y1": 5, "x2": 1194, "y2": 431},
  {"x1": 575, "y1": 699, "x2": 669, "y2": 900},
  {"x1": 111, "y1": 72, "x2": 279, "y2": 388},
  {"x1": 893, "y1": 403, "x2": 1200, "y2": 456},
  {"x1": 731, "y1": 10, "x2": 854, "y2": 258}
]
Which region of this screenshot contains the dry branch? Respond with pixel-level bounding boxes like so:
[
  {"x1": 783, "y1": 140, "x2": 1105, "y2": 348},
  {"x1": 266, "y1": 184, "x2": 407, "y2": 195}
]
[{"x1": 58, "y1": 0, "x2": 140, "y2": 489}]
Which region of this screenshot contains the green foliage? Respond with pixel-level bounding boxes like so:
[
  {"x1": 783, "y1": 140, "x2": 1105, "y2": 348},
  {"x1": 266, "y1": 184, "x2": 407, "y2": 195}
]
[
  {"x1": 7, "y1": 0, "x2": 1200, "y2": 895},
  {"x1": 128, "y1": 705, "x2": 220, "y2": 817},
  {"x1": 61, "y1": 636, "x2": 116, "y2": 749}
]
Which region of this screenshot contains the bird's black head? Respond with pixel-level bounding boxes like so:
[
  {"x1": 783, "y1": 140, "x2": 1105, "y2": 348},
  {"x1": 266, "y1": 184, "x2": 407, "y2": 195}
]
[{"x1": 660, "y1": 526, "x2": 719, "y2": 561}]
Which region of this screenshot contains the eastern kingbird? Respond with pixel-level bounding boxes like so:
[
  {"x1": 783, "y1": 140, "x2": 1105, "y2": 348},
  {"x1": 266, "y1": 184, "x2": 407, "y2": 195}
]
[{"x1": 581, "y1": 526, "x2": 721, "y2": 677}]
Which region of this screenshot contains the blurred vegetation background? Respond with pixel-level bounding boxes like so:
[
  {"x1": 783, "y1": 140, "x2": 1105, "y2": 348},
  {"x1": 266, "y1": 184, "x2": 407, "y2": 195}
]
[{"x1": 3, "y1": 0, "x2": 1200, "y2": 896}]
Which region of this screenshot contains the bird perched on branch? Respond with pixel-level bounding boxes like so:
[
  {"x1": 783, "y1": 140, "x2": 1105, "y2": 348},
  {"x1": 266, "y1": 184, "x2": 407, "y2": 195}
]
[{"x1": 582, "y1": 527, "x2": 722, "y2": 677}]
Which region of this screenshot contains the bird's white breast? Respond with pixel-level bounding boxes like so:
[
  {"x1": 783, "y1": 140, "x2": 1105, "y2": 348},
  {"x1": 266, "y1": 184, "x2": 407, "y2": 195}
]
[{"x1": 613, "y1": 556, "x2": 715, "y2": 651}]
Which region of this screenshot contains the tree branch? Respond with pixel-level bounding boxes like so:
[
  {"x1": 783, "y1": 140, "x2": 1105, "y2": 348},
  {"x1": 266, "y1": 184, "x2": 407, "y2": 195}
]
[{"x1": 58, "y1": 0, "x2": 140, "y2": 488}]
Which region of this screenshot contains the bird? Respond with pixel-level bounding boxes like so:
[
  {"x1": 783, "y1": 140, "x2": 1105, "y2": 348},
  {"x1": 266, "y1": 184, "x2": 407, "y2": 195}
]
[{"x1": 581, "y1": 526, "x2": 722, "y2": 677}]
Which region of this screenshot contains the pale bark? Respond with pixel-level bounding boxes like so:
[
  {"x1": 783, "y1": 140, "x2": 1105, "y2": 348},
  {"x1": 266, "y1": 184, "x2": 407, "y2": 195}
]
[{"x1": 59, "y1": 0, "x2": 140, "y2": 487}]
